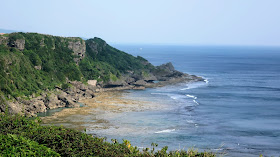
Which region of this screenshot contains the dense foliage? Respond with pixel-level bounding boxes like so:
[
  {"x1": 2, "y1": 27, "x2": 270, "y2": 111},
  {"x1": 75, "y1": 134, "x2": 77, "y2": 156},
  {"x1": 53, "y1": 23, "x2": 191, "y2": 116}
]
[
  {"x1": 0, "y1": 112, "x2": 215, "y2": 157},
  {"x1": 0, "y1": 134, "x2": 60, "y2": 156},
  {"x1": 0, "y1": 33, "x2": 153, "y2": 99}
]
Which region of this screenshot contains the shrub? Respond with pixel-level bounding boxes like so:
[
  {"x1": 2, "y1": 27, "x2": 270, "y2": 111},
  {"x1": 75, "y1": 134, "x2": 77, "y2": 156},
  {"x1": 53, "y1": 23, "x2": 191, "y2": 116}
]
[
  {"x1": 0, "y1": 134, "x2": 60, "y2": 156},
  {"x1": 0, "y1": 113, "x2": 216, "y2": 157}
]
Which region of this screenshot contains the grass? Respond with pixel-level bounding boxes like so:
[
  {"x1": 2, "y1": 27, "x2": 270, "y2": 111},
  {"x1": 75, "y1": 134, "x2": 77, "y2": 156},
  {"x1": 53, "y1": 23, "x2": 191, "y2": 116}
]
[{"x1": 0, "y1": 111, "x2": 216, "y2": 157}]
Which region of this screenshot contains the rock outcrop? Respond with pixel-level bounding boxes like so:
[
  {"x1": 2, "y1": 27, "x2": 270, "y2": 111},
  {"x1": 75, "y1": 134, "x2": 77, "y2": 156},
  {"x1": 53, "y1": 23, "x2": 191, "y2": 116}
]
[
  {"x1": 67, "y1": 39, "x2": 86, "y2": 64},
  {"x1": 11, "y1": 39, "x2": 25, "y2": 51},
  {"x1": 1, "y1": 81, "x2": 96, "y2": 116}
]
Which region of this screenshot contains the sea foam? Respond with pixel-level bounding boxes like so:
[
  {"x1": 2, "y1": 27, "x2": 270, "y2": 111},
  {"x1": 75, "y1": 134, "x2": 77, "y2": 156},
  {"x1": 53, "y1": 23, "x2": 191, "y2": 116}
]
[
  {"x1": 155, "y1": 129, "x2": 176, "y2": 134},
  {"x1": 186, "y1": 94, "x2": 197, "y2": 99}
]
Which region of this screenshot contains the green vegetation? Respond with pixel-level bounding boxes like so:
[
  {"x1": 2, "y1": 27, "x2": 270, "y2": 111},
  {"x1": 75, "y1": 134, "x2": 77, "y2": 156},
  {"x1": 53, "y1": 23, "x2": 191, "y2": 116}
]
[
  {"x1": 0, "y1": 112, "x2": 215, "y2": 157},
  {"x1": 0, "y1": 33, "x2": 155, "y2": 100},
  {"x1": 0, "y1": 134, "x2": 60, "y2": 156}
]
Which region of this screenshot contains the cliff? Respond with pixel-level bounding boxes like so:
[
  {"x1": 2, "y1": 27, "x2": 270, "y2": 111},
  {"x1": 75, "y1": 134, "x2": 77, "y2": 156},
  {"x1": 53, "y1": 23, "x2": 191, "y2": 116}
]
[{"x1": 0, "y1": 32, "x2": 203, "y2": 116}]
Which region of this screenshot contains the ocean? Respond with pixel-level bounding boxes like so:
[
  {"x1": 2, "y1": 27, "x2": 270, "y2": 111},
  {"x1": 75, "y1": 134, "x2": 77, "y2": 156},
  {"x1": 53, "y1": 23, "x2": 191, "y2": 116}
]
[
  {"x1": 98, "y1": 45, "x2": 280, "y2": 156},
  {"x1": 41, "y1": 45, "x2": 280, "y2": 156}
]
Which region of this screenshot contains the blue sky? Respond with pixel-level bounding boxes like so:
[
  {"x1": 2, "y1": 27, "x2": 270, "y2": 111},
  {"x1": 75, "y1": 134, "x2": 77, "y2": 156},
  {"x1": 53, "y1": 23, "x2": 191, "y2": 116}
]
[{"x1": 1, "y1": 0, "x2": 279, "y2": 46}]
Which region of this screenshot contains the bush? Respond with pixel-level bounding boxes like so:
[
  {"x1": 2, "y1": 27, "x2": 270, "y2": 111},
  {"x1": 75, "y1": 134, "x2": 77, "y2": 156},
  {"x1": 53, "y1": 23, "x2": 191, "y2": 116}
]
[
  {"x1": 0, "y1": 134, "x2": 60, "y2": 156},
  {"x1": 0, "y1": 113, "x2": 215, "y2": 157}
]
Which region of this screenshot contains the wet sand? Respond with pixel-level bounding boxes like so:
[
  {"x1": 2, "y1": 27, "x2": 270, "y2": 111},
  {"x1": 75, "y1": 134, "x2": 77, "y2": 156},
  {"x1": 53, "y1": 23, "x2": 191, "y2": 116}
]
[{"x1": 40, "y1": 91, "x2": 155, "y2": 131}]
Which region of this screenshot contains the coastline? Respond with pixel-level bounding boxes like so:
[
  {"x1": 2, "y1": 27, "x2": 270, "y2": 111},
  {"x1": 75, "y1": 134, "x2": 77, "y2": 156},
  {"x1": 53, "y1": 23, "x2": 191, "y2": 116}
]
[
  {"x1": 2, "y1": 72, "x2": 203, "y2": 117},
  {"x1": 40, "y1": 91, "x2": 154, "y2": 131}
]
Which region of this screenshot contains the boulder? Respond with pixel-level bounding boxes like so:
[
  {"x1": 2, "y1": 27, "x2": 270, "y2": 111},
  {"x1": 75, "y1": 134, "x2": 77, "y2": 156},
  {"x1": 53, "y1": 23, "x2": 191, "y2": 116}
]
[
  {"x1": 88, "y1": 80, "x2": 97, "y2": 87},
  {"x1": 84, "y1": 90, "x2": 95, "y2": 98},
  {"x1": 57, "y1": 92, "x2": 79, "y2": 108},
  {"x1": 133, "y1": 80, "x2": 147, "y2": 86},
  {"x1": 45, "y1": 93, "x2": 62, "y2": 109},
  {"x1": 125, "y1": 77, "x2": 135, "y2": 84},
  {"x1": 4, "y1": 101, "x2": 24, "y2": 115},
  {"x1": 143, "y1": 73, "x2": 157, "y2": 82},
  {"x1": 158, "y1": 62, "x2": 175, "y2": 71}
]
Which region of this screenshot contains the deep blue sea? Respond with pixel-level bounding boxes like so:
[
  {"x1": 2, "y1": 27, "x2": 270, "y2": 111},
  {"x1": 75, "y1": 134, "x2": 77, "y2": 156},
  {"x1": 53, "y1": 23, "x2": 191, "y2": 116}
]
[{"x1": 97, "y1": 45, "x2": 280, "y2": 156}]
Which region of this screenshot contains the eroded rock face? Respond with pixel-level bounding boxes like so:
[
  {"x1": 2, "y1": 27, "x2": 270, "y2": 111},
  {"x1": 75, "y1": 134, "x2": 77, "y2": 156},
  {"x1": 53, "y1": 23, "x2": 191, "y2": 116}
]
[
  {"x1": 67, "y1": 39, "x2": 86, "y2": 64},
  {"x1": 9, "y1": 39, "x2": 25, "y2": 51}
]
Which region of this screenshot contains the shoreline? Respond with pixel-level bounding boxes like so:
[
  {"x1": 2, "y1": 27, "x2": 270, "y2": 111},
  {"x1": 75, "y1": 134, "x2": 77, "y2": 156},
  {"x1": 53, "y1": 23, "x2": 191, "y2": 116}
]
[
  {"x1": 40, "y1": 91, "x2": 155, "y2": 131},
  {"x1": 2, "y1": 73, "x2": 204, "y2": 117},
  {"x1": 38, "y1": 75, "x2": 204, "y2": 131}
]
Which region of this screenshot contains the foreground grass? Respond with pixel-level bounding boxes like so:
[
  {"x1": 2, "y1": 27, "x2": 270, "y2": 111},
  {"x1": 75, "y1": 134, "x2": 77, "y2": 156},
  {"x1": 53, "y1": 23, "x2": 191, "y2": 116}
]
[{"x1": 0, "y1": 112, "x2": 215, "y2": 157}]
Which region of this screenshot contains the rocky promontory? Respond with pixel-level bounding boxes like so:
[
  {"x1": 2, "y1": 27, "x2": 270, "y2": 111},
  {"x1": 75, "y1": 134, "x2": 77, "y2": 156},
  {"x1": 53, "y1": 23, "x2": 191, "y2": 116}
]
[{"x1": 0, "y1": 32, "x2": 203, "y2": 116}]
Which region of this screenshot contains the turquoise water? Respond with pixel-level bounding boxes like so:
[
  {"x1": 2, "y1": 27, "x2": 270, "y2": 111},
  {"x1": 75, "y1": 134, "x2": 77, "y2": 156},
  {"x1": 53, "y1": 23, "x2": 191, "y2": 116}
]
[{"x1": 90, "y1": 45, "x2": 280, "y2": 156}]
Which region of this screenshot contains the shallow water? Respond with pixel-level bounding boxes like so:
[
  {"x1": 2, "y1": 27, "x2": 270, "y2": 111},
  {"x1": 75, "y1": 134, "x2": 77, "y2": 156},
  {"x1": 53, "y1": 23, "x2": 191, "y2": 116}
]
[
  {"x1": 111, "y1": 45, "x2": 280, "y2": 156},
  {"x1": 42, "y1": 45, "x2": 280, "y2": 156}
]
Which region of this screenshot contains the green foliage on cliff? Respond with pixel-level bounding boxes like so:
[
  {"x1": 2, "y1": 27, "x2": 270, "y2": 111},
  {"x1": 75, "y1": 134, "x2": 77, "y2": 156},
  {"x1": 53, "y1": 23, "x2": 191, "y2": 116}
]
[
  {"x1": 0, "y1": 33, "x2": 83, "y2": 99},
  {"x1": 81, "y1": 37, "x2": 154, "y2": 82},
  {"x1": 0, "y1": 33, "x2": 154, "y2": 99},
  {"x1": 0, "y1": 113, "x2": 215, "y2": 157},
  {"x1": 86, "y1": 38, "x2": 151, "y2": 73}
]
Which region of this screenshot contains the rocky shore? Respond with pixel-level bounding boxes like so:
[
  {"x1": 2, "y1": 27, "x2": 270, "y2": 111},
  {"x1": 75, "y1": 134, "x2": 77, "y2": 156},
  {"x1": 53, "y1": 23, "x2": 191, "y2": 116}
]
[{"x1": 0, "y1": 62, "x2": 203, "y2": 117}]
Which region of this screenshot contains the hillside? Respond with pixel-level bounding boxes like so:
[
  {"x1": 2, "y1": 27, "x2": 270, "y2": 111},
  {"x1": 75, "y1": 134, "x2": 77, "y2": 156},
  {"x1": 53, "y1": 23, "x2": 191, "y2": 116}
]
[{"x1": 0, "y1": 32, "x2": 202, "y2": 115}]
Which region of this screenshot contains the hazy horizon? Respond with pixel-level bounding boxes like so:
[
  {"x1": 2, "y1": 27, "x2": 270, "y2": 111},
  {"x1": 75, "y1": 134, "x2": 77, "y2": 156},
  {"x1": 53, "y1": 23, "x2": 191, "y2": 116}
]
[{"x1": 1, "y1": 0, "x2": 280, "y2": 46}]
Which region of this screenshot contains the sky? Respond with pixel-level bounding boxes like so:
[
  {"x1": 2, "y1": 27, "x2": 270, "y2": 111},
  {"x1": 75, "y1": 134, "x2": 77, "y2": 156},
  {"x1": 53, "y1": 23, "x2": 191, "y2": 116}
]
[{"x1": 1, "y1": 0, "x2": 280, "y2": 46}]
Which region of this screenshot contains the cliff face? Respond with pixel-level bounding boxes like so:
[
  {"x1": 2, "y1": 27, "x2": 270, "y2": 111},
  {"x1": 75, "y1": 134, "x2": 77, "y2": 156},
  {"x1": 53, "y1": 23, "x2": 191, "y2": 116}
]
[
  {"x1": 67, "y1": 39, "x2": 86, "y2": 64},
  {"x1": 0, "y1": 33, "x2": 86, "y2": 64}
]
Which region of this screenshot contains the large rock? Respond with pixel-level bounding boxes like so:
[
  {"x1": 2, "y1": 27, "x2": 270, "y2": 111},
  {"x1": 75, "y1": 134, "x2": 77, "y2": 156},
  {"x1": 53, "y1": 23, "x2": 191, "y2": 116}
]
[
  {"x1": 88, "y1": 80, "x2": 97, "y2": 87},
  {"x1": 83, "y1": 90, "x2": 95, "y2": 98},
  {"x1": 57, "y1": 92, "x2": 79, "y2": 108},
  {"x1": 158, "y1": 62, "x2": 175, "y2": 71},
  {"x1": 69, "y1": 81, "x2": 88, "y2": 91},
  {"x1": 133, "y1": 80, "x2": 147, "y2": 86},
  {"x1": 67, "y1": 39, "x2": 86, "y2": 64},
  {"x1": 125, "y1": 77, "x2": 135, "y2": 84},
  {"x1": 45, "y1": 93, "x2": 63, "y2": 109},
  {"x1": 3, "y1": 101, "x2": 24, "y2": 115},
  {"x1": 9, "y1": 39, "x2": 25, "y2": 51},
  {"x1": 143, "y1": 73, "x2": 157, "y2": 82}
]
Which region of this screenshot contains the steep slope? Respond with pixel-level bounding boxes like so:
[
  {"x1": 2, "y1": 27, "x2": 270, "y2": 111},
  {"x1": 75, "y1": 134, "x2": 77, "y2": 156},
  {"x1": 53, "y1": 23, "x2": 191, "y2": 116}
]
[{"x1": 0, "y1": 33, "x2": 85, "y2": 99}]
